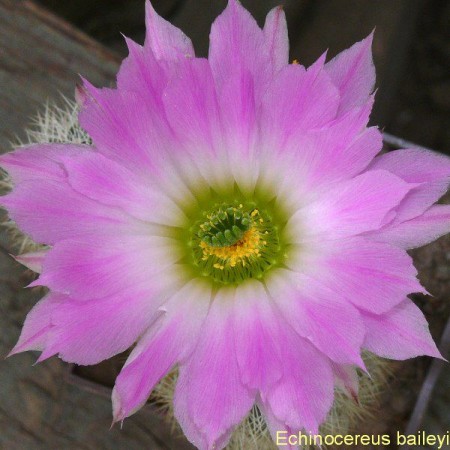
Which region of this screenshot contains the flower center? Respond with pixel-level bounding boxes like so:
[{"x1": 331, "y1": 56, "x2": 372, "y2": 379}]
[{"x1": 190, "y1": 202, "x2": 283, "y2": 284}]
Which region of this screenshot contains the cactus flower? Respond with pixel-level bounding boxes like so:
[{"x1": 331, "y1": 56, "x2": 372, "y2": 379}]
[{"x1": 2, "y1": 1, "x2": 449, "y2": 449}]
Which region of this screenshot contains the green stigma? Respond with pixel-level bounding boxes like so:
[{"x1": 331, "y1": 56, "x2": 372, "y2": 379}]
[{"x1": 197, "y1": 206, "x2": 251, "y2": 247}]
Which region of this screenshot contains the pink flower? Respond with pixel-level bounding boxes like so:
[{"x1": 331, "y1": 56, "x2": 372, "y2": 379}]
[{"x1": 2, "y1": 1, "x2": 450, "y2": 449}]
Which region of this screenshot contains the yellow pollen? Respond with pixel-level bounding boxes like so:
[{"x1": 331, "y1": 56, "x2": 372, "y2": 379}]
[{"x1": 200, "y1": 227, "x2": 262, "y2": 269}]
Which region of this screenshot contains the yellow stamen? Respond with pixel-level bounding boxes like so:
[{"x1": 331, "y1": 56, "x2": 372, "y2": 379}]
[{"x1": 200, "y1": 227, "x2": 262, "y2": 269}]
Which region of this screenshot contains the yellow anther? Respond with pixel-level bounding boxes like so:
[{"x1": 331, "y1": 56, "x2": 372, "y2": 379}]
[{"x1": 200, "y1": 227, "x2": 263, "y2": 269}]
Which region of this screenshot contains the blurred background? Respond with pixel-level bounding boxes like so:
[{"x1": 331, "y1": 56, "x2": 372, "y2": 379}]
[{"x1": 0, "y1": 1, "x2": 448, "y2": 449}]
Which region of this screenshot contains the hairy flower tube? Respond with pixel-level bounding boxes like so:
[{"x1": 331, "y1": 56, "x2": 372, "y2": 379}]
[{"x1": 2, "y1": 1, "x2": 450, "y2": 449}]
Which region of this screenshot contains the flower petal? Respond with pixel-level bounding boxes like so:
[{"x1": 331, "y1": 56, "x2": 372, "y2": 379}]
[
  {"x1": 258, "y1": 401, "x2": 300, "y2": 450},
  {"x1": 267, "y1": 270, "x2": 365, "y2": 366},
  {"x1": 297, "y1": 237, "x2": 426, "y2": 314},
  {"x1": 144, "y1": 0, "x2": 194, "y2": 61},
  {"x1": 361, "y1": 300, "x2": 442, "y2": 360},
  {"x1": 260, "y1": 56, "x2": 339, "y2": 148},
  {"x1": 117, "y1": 37, "x2": 166, "y2": 97},
  {"x1": 325, "y1": 33, "x2": 375, "y2": 114},
  {"x1": 258, "y1": 99, "x2": 381, "y2": 213},
  {"x1": 263, "y1": 326, "x2": 334, "y2": 435},
  {"x1": 233, "y1": 280, "x2": 283, "y2": 391},
  {"x1": 287, "y1": 170, "x2": 413, "y2": 242},
  {"x1": 162, "y1": 58, "x2": 222, "y2": 158},
  {"x1": 78, "y1": 81, "x2": 174, "y2": 176},
  {"x1": 219, "y1": 68, "x2": 256, "y2": 157},
  {"x1": 38, "y1": 280, "x2": 179, "y2": 365},
  {"x1": 37, "y1": 235, "x2": 182, "y2": 300},
  {"x1": 263, "y1": 6, "x2": 289, "y2": 72},
  {"x1": 370, "y1": 204, "x2": 450, "y2": 249},
  {"x1": 0, "y1": 144, "x2": 144, "y2": 244},
  {"x1": 8, "y1": 293, "x2": 62, "y2": 356},
  {"x1": 277, "y1": 99, "x2": 381, "y2": 194},
  {"x1": 1, "y1": 178, "x2": 130, "y2": 245},
  {"x1": 209, "y1": 0, "x2": 271, "y2": 98},
  {"x1": 218, "y1": 68, "x2": 259, "y2": 194},
  {"x1": 112, "y1": 280, "x2": 211, "y2": 421},
  {"x1": 12, "y1": 250, "x2": 47, "y2": 273},
  {"x1": 62, "y1": 151, "x2": 185, "y2": 226},
  {"x1": 174, "y1": 289, "x2": 254, "y2": 450},
  {"x1": 161, "y1": 56, "x2": 235, "y2": 192},
  {"x1": 296, "y1": 99, "x2": 380, "y2": 187},
  {"x1": 0, "y1": 144, "x2": 86, "y2": 183},
  {"x1": 368, "y1": 148, "x2": 450, "y2": 222}
]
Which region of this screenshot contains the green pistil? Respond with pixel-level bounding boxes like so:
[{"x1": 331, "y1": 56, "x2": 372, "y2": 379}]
[{"x1": 198, "y1": 207, "x2": 251, "y2": 247}]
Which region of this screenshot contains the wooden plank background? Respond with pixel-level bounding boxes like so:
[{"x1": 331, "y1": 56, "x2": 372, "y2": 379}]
[{"x1": 0, "y1": 0, "x2": 119, "y2": 148}]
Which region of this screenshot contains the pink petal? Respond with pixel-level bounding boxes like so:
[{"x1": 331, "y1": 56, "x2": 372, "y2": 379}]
[
  {"x1": 162, "y1": 58, "x2": 222, "y2": 157},
  {"x1": 263, "y1": 325, "x2": 334, "y2": 435},
  {"x1": 12, "y1": 249, "x2": 47, "y2": 273},
  {"x1": 113, "y1": 280, "x2": 211, "y2": 421},
  {"x1": 0, "y1": 144, "x2": 88, "y2": 184},
  {"x1": 39, "y1": 282, "x2": 177, "y2": 365},
  {"x1": 144, "y1": 0, "x2": 194, "y2": 61},
  {"x1": 258, "y1": 401, "x2": 301, "y2": 450},
  {"x1": 37, "y1": 235, "x2": 181, "y2": 300},
  {"x1": 117, "y1": 37, "x2": 166, "y2": 98},
  {"x1": 284, "y1": 98, "x2": 381, "y2": 191},
  {"x1": 361, "y1": 300, "x2": 442, "y2": 360},
  {"x1": 304, "y1": 237, "x2": 426, "y2": 314},
  {"x1": 288, "y1": 170, "x2": 413, "y2": 242},
  {"x1": 260, "y1": 56, "x2": 339, "y2": 147},
  {"x1": 263, "y1": 6, "x2": 289, "y2": 72},
  {"x1": 174, "y1": 290, "x2": 254, "y2": 450},
  {"x1": 1, "y1": 178, "x2": 130, "y2": 245},
  {"x1": 304, "y1": 96, "x2": 378, "y2": 174},
  {"x1": 267, "y1": 270, "x2": 365, "y2": 366},
  {"x1": 209, "y1": 0, "x2": 271, "y2": 98},
  {"x1": 369, "y1": 148, "x2": 450, "y2": 184},
  {"x1": 219, "y1": 68, "x2": 256, "y2": 158},
  {"x1": 218, "y1": 69, "x2": 260, "y2": 194},
  {"x1": 233, "y1": 280, "x2": 283, "y2": 391},
  {"x1": 325, "y1": 33, "x2": 375, "y2": 114},
  {"x1": 8, "y1": 293, "x2": 62, "y2": 356},
  {"x1": 371, "y1": 204, "x2": 450, "y2": 249},
  {"x1": 0, "y1": 146, "x2": 140, "y2": 239},
  {"x1": 62, "y1": 151, "x2": 185, "y2": 226},
  {"x1": 78, "y1": 80, "x2": 173, "y2": 175},
  {"x1": 258, "y1": 99, "x2": 381, "y2": 212},
  {"x1": 368, "y1": 148, "x2": 450, "y2": 222}
]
